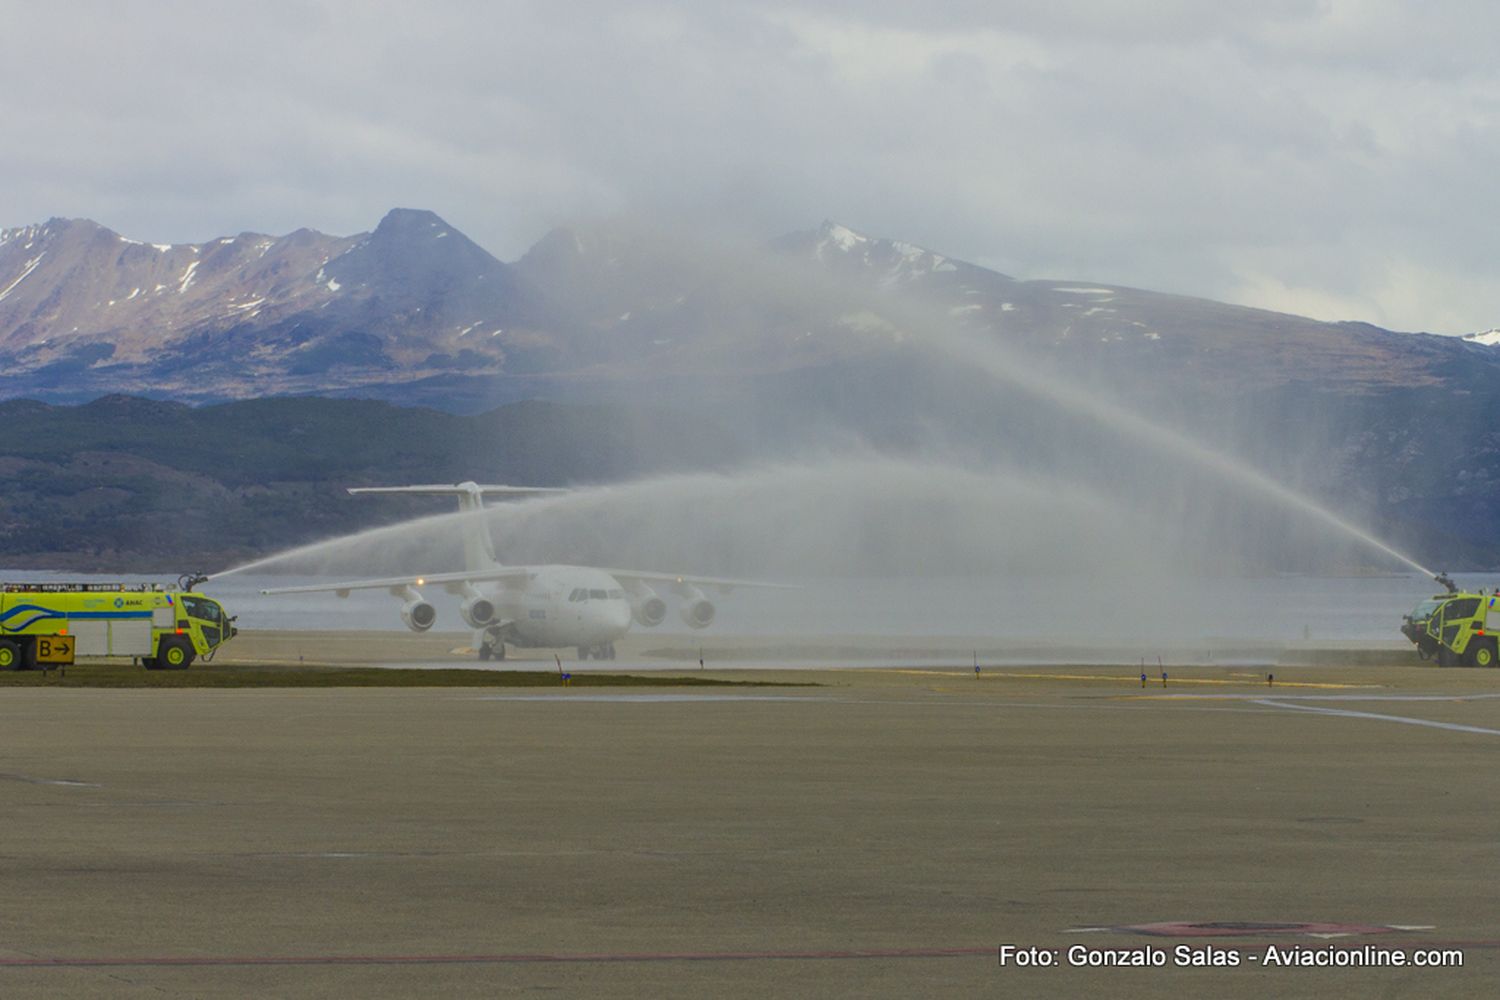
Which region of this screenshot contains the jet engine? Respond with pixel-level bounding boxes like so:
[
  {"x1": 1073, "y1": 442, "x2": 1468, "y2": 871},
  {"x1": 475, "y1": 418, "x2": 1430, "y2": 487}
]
[
  {"x1": 630, "y1": 588, "x2": 667, "y2": 628},
  {"x1": 676, "y1": 584, "x2": 715, "y2": 629},
  {"x1": 459, "y1": 595, "x2": 496, "y2": 629},
  {"x1": 401, "y1": 598, "x2": 437, "y2": 633}
]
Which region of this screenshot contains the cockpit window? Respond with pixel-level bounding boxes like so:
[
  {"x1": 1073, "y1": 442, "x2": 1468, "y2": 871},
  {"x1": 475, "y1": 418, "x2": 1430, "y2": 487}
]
[
  {"x1": 180, "y1": 596, "x2": 221, "y2": 621},
  {"x1": 1443, "y1": 598, "x2": 1480, "y2": 620},
  {"x1": 1410, "y1": 599, "x2": 1442, "y2": 619},
  {"x1": 571, "y1": 587, "x2": 624, "y2": 601}
]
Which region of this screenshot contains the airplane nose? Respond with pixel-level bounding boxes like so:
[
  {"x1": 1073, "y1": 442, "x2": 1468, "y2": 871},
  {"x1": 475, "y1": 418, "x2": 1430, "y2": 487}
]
[{"x1": 610, "y1": 602, "x2": 631, "y2": 631}]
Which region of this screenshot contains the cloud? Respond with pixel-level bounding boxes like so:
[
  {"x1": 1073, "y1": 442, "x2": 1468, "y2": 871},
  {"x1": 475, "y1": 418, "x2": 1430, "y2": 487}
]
[{"x1": 3, "y1": 0, "x2": 1497, "y2": 333}]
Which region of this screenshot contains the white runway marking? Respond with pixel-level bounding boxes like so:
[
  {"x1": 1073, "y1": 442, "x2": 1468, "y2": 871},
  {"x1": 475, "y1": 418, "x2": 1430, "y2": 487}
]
[
  {"x1": 0, "y1": 772, "x2": 99, "y2": 787},
  {"x1": 466, "y1": 694, "x2": 831, "y2": 703},
  {"x1": 1256, "y1": 699, "x2": 1500, "y2": 736},
  {"x1": 1143, "y1": 693, "x2": 1500, "y2": 702},
  {"x1": 1251, "y1": 693, "x2": 1500, "y2": 703}
]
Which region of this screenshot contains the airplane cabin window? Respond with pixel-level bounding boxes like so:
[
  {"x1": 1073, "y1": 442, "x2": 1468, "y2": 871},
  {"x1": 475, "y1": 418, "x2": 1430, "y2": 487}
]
[
  {"x1": 608, "y1": 589, "x2": 624, "y2": 599},
  {"x1": 569, "y1": 589, "x2": 584, "y2": 601}
]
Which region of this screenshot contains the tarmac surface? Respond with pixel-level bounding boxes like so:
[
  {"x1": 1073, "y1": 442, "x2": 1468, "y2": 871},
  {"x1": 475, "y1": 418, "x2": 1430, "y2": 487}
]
[{"x1": 3, "y1": 631, "x2": 1499, "y2": 997}]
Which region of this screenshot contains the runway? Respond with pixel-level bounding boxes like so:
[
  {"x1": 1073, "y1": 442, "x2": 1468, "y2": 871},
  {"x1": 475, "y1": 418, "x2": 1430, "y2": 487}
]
[
  {"x1": 210, "y1": 628, "x2": 1414, "y2": 672},
  {"x1": 2, "y1": 638, "x2": 1498, "y2": 997}
]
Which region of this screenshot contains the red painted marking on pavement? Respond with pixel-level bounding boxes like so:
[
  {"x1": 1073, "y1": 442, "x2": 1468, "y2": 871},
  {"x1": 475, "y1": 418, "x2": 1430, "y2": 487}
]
[{"x1": 0, "y1": 946, "x2": 995, "y2": 969}]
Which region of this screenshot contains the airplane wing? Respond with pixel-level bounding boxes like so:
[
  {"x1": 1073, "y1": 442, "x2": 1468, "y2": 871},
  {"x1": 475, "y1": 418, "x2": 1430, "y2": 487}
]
[
  {"x1": 598, "y1": 569, "x2": 801, "y2": 595},
  {"x1": 260, "y1": 566, "x2": 536, "y2": 596},
  {"x1": 261, "y1": 567, "x2": 798, "y2": 597}
]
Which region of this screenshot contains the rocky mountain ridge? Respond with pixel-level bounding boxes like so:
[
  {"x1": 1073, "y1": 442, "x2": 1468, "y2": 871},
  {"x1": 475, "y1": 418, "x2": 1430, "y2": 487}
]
[
  {"x1": 1, "y1": 207, "x2": 1497, "y2": 570},
  {"x1": 0, "y1": 210, "x2": 541, "y2": 400},
  {"x1": 2, "y1": 210, "x2": 1494, "y2": 409}
]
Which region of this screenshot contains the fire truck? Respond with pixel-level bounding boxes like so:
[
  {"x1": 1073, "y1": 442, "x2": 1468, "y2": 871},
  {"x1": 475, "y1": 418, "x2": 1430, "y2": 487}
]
[
  {"x1": 1401, "y1": 573, "x2": 1498, "y2": 667},
  {"x1": 0, "y1": 575, "x2": 235, "y2": 670}
]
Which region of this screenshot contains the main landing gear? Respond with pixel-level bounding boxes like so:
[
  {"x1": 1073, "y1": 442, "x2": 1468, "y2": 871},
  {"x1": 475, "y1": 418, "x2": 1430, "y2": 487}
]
[
  {"x1": 578, "y1": 643, "x2": 616, "y2": 661},
  {"x1": 477, "y1": 627, "x2": 507, "y2": 661}
]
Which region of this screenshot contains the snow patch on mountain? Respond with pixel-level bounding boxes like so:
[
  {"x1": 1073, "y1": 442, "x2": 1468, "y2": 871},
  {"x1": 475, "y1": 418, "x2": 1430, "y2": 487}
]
[
  {"x1": 0, "y1": 253, "x2": 45, "y2": 303},
  {"x1": 823, "y1": 222, "x2": 864, "y2": 253},
  {"x1": 178, "y1": 260, "x2": 200, "y2": 294},
  {"x1": 814, "y1": 220, "x2": 956, "y2": 285},
  {"x1": 1462, "y1": 328, "x2": 1500, "y2": 347}
]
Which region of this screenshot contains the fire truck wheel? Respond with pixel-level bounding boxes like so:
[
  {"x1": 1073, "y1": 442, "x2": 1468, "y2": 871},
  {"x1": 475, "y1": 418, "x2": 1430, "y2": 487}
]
[
  {"x1": 0, "y1": 640, "x2": 19, "y2": 670},
  {"x1": 156, "y1": 637, "x2": 195, "y2": 670},
  {"x1": 1472, "y1": 642, "x2": 1497, "y2": 668}
]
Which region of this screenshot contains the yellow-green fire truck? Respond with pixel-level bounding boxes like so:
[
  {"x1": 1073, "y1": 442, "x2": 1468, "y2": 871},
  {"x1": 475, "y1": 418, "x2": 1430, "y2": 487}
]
[
  {"x1": 0, "y1": 580, "x2": 236, "y2": 670},
  {"x1": 1401, "y1": 579, "x2": 1499, "y2": 667}
]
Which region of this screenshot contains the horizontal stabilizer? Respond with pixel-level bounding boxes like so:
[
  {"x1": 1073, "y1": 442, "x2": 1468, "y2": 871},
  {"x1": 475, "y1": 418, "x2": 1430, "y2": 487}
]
[{"x1": 347, "y1": 482, "x2": 567, "y2": 499}]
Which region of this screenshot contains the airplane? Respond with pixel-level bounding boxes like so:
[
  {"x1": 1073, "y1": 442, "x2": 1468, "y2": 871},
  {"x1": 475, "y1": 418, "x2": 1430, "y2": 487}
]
[{"x1": 260, "y1": 482, "x2": 792, "y2": 661}]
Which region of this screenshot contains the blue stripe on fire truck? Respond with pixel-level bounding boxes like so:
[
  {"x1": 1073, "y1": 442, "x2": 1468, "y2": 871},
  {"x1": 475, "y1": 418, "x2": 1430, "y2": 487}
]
[{"x1": 0, "y1": 605, "x2": 154, "y2": 633}]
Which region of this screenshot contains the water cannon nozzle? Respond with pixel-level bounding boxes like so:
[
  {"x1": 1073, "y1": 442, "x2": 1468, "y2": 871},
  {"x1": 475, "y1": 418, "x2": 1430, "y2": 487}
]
[
  {"x1": 179, "y1": 572, "x2": 209, "y2": 591},
  {"x1": 1435, "y1": 571, "x2": 1458, "y2": 594}
]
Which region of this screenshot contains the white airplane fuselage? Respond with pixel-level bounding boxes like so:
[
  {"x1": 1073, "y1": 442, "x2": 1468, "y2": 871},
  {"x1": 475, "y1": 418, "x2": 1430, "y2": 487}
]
[
  {"x1": 260, "y1": 483, "x2": 740, "y2": 660},
  {"x1": 490, "y1": 565, "x2": 633, "y2": 649}
]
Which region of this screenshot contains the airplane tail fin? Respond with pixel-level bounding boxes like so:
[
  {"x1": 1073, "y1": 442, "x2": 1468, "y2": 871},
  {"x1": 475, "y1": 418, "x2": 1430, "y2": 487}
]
[{"x1": 347, "y1": 482, "x2": 567, "y2": 571}]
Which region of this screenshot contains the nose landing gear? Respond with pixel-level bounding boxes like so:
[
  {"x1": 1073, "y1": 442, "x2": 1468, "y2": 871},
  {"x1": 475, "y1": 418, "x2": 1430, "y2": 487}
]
[{"x1": 577, "y1": 643, "x2": 617, "y2": 661}]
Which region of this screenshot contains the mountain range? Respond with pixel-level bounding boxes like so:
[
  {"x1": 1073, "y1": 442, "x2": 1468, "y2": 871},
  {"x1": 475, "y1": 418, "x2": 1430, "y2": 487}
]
[
  {"x1": 2, "y1": 209, "x2": 1495, "y2": 410},
  {"x1": 0, "y1": 208, "x2": 1496, "y2": 570}
]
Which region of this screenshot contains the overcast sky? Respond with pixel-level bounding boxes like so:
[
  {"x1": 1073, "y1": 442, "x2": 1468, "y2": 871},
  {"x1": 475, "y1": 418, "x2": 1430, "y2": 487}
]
[{"x1": 5, "y1": 0, "x2": 1497, "y2": 333}]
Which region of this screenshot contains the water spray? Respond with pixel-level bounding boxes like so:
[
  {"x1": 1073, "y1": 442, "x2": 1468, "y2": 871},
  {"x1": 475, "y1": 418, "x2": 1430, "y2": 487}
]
[
  {"x1": 678, "y1": 227, "x2": 1435, "y2": 578},
  {"x1": 913, "y1": 316, "x2": 1438, "y2": 578},
  {"x1": 210, "y1": 456, "x2": 1150, "y2": 581},
  {"x1": 208, "y1": 498, "x2": 524, "y2": 579},
  {"x1": 216, "y1": 235, "x2": 1437, "y2": 586}
]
